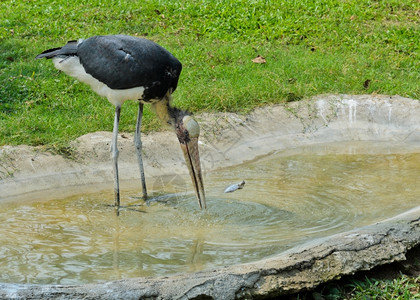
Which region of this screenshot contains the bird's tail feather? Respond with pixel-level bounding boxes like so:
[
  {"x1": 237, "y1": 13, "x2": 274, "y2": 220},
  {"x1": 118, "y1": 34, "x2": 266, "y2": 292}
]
[{"x1": 35, "y1": 40, "x2": 78, "y2": 59}]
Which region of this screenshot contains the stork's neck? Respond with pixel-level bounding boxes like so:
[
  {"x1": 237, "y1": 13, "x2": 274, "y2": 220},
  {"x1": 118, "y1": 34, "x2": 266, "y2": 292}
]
[
  {"x1": 151, "y1": 93, "x2": 189, "y2": 129},
  {"x1": 153, "y1": 99, "x2": 172, "y2": 126}
]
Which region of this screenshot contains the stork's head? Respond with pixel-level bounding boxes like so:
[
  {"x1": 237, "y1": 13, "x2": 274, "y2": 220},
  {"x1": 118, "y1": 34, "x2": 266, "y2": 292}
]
[{"x1": 174, "y1": 114, "x2": 206, "y2": 209}]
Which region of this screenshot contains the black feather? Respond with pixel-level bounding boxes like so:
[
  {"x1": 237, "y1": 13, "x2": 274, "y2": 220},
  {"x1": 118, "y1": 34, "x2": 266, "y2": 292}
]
[
  {"x1": 77, "y1": 35, "x2": 182, "y2": 100},
  {"x1": 169, "y1": 106, "x2": 190, "y2": 125},
  {"x1": 36, "y1": 35, "x2": 182, "y2": 101}
]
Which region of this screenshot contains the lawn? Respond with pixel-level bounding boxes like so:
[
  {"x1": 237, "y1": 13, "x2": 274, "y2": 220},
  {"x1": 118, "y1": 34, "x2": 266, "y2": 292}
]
[{"x1": 1, "y1": 0, "x2": 419, "y2": 152}]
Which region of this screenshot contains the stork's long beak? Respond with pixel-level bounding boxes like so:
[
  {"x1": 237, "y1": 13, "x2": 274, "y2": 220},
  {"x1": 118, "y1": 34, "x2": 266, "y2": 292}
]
[{"x1": 180, "y1": 137, "x2": 206, "y2": 209}]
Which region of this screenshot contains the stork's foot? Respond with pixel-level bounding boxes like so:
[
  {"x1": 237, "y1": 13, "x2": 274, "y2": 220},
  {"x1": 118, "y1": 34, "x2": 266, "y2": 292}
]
[
  {"x1": 114, "y1": 191, "x2": 120, "y2": 216},
  {"x1": 140, "y1": 191, "x2": 148, "y2": 200}
]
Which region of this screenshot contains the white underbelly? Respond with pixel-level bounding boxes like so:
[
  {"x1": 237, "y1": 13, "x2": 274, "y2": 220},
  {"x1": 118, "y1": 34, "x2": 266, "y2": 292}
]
[{"x1": 52, "y1": 56, "x2": 145, "y2": 106}]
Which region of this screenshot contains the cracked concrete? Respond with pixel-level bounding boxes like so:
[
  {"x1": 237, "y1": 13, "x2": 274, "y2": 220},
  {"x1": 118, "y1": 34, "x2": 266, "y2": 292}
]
[{"x1": 0, "y1": 94, "x2": 419, "y2": 299}]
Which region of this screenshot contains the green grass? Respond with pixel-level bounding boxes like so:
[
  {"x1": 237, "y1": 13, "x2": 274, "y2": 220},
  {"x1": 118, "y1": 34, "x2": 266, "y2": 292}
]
[
  {"x1": 349, "y1": 275, "x2": 420, "y2": 300},
  {"x1": 306, "y1": 274, "x2": 420, "y2": 300},
  {"x1": 285, "y1": 274, "x2": 420, "y2": 300},
  {"x1": 1, "y1": 0, "x2": 419, "y2": 151}
]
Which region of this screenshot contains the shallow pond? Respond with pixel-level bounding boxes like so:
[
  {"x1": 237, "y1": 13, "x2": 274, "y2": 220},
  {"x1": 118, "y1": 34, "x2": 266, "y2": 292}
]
[{"x1": 1, "y1": 141, "x2": 419, "y2": 284}]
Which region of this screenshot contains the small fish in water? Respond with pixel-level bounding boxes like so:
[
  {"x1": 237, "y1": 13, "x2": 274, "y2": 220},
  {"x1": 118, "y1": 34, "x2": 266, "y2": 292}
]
[{"x1": 224, "y1": 180, "x2": 245, "y2": 193}]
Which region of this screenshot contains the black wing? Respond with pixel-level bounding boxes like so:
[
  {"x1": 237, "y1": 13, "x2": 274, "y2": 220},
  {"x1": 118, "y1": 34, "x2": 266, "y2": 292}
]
[{"x1": 77, "y1": 35, "x2": 182, "y2": 100}]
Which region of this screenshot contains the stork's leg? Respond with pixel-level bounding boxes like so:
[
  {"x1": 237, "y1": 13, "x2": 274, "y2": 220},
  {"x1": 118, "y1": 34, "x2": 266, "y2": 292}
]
[
  {"x1": 135, "y1": 102, "x2": 147, "y2": 199},
  {"x1": 112, "y1": 105, "x2": 121, "y2": 210}
]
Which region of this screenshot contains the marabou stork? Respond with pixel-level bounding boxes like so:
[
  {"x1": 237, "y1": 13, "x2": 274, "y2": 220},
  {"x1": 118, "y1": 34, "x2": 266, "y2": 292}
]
[{"x1": 36, "y1": 35, "x2": 206, "y2": 210}]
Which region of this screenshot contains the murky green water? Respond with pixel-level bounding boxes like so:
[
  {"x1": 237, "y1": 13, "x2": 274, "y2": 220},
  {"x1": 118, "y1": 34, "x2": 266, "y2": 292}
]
[{"x1": 0, "y1": 142, "x2": 419, "y2": 284}]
